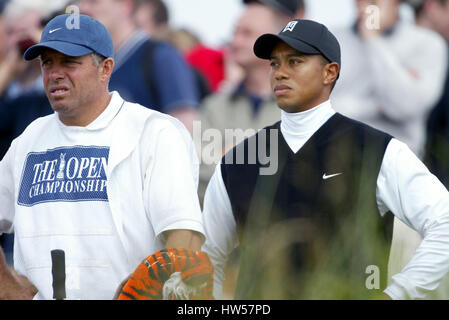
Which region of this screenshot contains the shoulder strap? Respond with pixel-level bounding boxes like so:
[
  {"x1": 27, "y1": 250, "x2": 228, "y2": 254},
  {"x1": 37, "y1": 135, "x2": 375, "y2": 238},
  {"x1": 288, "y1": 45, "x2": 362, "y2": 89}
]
[{"x1": 141, "y1": 40, "x2": 160, "y2": 106}]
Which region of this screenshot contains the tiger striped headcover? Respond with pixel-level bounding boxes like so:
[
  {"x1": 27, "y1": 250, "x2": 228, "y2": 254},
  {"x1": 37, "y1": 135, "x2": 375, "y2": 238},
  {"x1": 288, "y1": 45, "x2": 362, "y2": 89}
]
[{"x1": 118, "y1": 248, "x2": 214, "y2": 300}]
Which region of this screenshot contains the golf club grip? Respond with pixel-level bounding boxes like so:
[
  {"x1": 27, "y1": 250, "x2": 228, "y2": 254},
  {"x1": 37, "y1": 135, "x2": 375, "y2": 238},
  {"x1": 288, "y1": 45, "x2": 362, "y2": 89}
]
[{"x1": 51, "y1": 249, "x2": 66, "y2": 300}]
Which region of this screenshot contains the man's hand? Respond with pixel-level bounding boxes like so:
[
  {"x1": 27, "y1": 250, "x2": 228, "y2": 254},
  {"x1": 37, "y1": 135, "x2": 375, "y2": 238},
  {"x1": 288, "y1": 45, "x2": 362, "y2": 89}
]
[
  {"x1": 0, "y1": 48, "x2": 24, "y2": 96},
  {"x1": 0, "y1": 249, "x2": 37, "y2": 299},
  {"x1": 116, "y1": 248, "x2": 214, "y2": 300},
  {"x1": 357, "y1": 0, "x2": 399, "y2": 41},
  {"x1": 113, "y1": 275, "x2": 130, "y2": 300},
  {"x1": 114, "y1": 230, "x2": 205, "y2": 299},
  {"x1": 5, "y1": 268, "x2": 38, "y2": 300}
]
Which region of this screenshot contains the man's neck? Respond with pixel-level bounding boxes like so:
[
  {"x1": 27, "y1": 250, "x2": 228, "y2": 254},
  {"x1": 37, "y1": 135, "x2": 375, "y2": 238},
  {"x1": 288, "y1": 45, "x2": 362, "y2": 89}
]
[
  {"x1": 416, "y1": 15, "x2": 449, "y2": 42},
  {"x1": 243, "y1": 64, "x2": 272, "y2": 97},
  {"x1": 416, "y1": 15, "x2": 432, "y2": 29},
  {"x1": 111, "y1": 21, "x2": 137, "y2": 51},
  {"x1": 59, "y1": 92, "x2": 113, "y2": 127}
]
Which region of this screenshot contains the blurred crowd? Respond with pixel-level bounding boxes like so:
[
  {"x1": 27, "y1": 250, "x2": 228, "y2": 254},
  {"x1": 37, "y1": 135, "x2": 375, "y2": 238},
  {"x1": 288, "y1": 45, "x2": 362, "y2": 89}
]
[{"x1": 1, "y1": 0, "x2": 449, "y2": 299}]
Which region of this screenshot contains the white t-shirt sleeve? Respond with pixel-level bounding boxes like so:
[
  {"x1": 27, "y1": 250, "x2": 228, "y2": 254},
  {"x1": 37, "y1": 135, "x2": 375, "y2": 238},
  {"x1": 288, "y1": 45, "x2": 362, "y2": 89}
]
[
  {"x1": 377, "y1": 138, "x2": 449, "y2": 299},
  {"x1": 0, "y1": 140, "x2": 16, "y2": 234},
  {"x1": 201, "y1": 162, "x2": 238, "y2": 299},
  {"x1": 143, "y1": 121, "x2": 204, "y2": 241}
]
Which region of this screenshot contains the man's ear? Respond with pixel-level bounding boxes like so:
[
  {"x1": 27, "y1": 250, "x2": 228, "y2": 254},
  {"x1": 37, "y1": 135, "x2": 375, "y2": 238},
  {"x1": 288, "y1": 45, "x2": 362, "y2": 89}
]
[
  {"x1": 99, "y1": 58, "x2": 114, "y2": 83},
  {"x1": 323, "y1": 62, "x2": 339, "y2": 87}
]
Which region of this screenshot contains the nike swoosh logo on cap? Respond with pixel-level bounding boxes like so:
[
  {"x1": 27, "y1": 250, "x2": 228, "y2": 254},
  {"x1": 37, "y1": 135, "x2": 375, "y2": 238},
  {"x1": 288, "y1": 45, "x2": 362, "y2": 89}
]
[
  {"x1": 322, "y1": 173, "x2": 343, "y2": 180},
  {"x1": 49, "y1": 28, "x2": 62, "y2": 34}
]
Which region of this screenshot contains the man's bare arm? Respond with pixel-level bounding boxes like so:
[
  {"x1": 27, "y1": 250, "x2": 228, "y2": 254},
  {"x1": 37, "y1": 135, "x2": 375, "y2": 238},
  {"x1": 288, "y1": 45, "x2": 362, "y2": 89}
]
[
  {"x1": 0, "y1": 248, "x2": 37, "y2": 300},
  {"x1": 164, "y1": 229, "x2": 203, "y2": 250},
  {"x1": 113, "y1": 229, "x2": 204, "y2": 299}
]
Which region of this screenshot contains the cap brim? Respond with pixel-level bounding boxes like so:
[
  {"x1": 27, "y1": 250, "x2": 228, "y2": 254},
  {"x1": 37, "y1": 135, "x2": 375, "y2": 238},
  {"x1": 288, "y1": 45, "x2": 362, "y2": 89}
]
[
  {"x1": 24, "y1": 41, "x2": 94, "y2": 61},
  {"x1": 254, "y1": 33, "x2": 321, "y2": 60}
]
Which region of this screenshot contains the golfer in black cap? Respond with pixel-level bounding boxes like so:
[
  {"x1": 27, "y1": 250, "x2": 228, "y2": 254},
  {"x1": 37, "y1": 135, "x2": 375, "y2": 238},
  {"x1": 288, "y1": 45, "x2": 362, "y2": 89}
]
[{"x1": 201, "y1": 19, "x2": 449, "y2": 300}]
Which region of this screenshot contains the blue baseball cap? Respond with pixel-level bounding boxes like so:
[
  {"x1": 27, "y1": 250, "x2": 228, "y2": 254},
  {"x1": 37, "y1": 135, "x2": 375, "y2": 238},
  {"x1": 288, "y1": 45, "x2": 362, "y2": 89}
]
[{"x1": 24, "y1": 14, "x2": 114, "y2": 61}]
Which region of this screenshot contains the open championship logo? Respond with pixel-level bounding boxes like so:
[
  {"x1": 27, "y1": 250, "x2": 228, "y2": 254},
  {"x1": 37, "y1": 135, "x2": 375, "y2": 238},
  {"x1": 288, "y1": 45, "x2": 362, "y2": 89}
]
[{"x1": 18, "y1": 146, "x2": 109, "y2": 207}]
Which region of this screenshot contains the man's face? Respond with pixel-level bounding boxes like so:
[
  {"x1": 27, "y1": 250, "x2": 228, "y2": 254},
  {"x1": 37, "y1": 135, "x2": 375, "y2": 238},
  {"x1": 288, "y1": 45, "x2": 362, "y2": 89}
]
[
  {"x1": 269, "y1": 41, "x2": 329, "y2": 113},
  {"x1": 79, "y1": 0, "x2": 122, "y2": 32},
  {"x1": 134, "y1": 3, "x2": 157, "y2": 36},
  {"x1": 356, "y1": 0, "x2": 400, "y2": 13},
  {"x1": 427, "y1": 0, "x2": 449, "y2": 41},
  {"x1": 40, "y1": 49, "x2": 105, "y2": 124},
  {"x1": 230, "y1": 4, "x2": 283, "y2": 69},
  {"x1": 5, "y1": 10, "x2": 42, "y2": 49}
]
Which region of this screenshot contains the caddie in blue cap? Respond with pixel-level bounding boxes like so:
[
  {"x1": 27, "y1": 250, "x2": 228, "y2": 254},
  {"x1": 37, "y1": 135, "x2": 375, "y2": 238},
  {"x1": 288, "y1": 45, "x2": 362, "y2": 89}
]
[{"x1": 0, "y1": 12, "x2": 208, "y2": 300}]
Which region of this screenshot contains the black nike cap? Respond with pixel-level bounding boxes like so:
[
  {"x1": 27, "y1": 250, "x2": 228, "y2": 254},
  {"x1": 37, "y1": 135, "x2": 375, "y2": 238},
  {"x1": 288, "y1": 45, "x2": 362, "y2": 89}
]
[{"x1": 254, "y1": 19, "x2": 341, "y2": 69}]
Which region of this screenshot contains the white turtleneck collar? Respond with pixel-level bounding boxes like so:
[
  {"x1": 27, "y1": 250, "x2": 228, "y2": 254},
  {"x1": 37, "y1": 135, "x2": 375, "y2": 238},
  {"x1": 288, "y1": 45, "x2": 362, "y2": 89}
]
[{"x1": 280, "y1": 100, "x2": 336, "y2": 153}]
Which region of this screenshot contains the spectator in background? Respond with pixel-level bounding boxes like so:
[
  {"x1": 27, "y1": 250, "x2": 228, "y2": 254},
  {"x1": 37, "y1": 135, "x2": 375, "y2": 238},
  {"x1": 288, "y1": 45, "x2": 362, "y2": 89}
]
[
  {"x1": 168, "y1": 28, "x2": 199, "y2": 54},
  {"x1": 0, "y1": 0, "x2": 12, "y2": 269},
  {"x1": 330, "y1": 0, "x2": 448, "y2": 299},
  {"x1": 388, "y1": 0, "x2": 449, "y2": 299},
  {"x1": 0, "y1": 1, "x2": 52, "y2": 139},
  {"x1": 134, "y1": 0, "x2": 170, "y2": 40},
  {"x1": 331, "y1": 0, "x2": 447, "y2": 158},
  {"x1": 169, "y1": 28, "x2": 225, "y2": 95},
  {"x1": 0, "y1": 0, "x2": 69, "y2": 267},
  {"x1": 0, "y1": 0, "x2": 12, "y2": 157},
  {"x1": 415, "y1": 0, "x2": 449, "y2": 187},
  {"x1": 79, "y1": 0, "x2": 200, "y2": 133},
  {"x1": 133, "y1": 0, "x2": 220, "y2": 100},
  {"x1": 0, "y1": 0, "x2": 72, "y2": 145},
  {"x1": 0, "y1": 0, "x2": 10, "y2": 94},
  {"x1": 197, "y1": 0, "x2": 304, "y2": 201}
]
